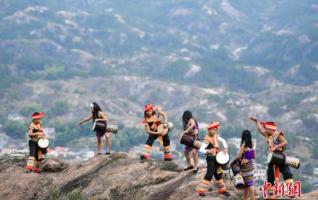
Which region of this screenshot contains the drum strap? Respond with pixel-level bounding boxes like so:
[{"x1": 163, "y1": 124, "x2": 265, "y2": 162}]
[
  {"x1": 159, "y1": 135, "x2": 163, "y2": 146},
  {"x1": 229, "y1": 167, "x2": 233, "y2": 181}
]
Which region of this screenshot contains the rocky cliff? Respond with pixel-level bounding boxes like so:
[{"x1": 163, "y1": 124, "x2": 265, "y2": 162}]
[
  {"x1": 0, "y1": 153, "x2": 244, "y2": 200},
  {"x1": 1, "y1": 152, "x2": 316, "y2": 200}
]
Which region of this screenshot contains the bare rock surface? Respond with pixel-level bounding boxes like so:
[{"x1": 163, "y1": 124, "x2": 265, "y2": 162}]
[{"x1": 0, "y1": 152, "x2": 245, "y2": 200}]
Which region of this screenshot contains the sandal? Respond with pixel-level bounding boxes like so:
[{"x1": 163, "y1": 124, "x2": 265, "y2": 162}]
[
  {"x1": 193, "y1": 168, "x2": 199, "y2": 173},
  {"x1": 222, "y1": 191, "x2": 231, "y2": 197},
  {"x1": 105, "y1": 150, "x2": 110, "y2": 155},
  {"x1": 184, "y1": 165, "x2": 194, "y2": 171}
]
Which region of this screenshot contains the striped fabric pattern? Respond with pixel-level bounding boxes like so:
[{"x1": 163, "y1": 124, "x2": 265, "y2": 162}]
[
  {"x1": 240, "y1": 161, "x2": 254, "y2": 187},
  {"x1": 196, "y1": 179, "x2": 211, "y2": 196},
  {"x1": 141, "y1": 144, "x2": 152, "y2": 159},
  {"x1": 215, "y1": 179, "x2": 227, "y2": 194},
  {"x1": 163, "y1": 146, "x2": 172, "y2": 160},
  {"x1": 25, "y1": 157, "x2": 35, "y2": 171}
]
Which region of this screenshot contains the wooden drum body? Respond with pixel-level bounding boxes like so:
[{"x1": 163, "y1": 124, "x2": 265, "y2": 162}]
[
  {"x1": 180, "y1": 134, "x2": 195, "y2": 146},
  {"x1": 106, "y1": 124, "x2": 118, "y2": 134},
  {"x1": 230, "y1": 159, "x2": 241, "y2": 176},
  {"x1": 267, "y1": 151, "x2": 300, "y2": 169},
  {"x1": 92, "y1": 121, "x2": 106, "y2": 132},
  {"x1": 285, "y1": 156, "x2": 300, "y2": 169},
  {"x1": 157, "y1": 124, "x2": 169, "y2": 136},
  {"x1": 234, "y1": 174, "x2": 245, "y2": 190}
]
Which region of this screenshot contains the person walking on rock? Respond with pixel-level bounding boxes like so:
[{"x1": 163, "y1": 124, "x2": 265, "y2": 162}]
[
  {"x1": 181, "y1": 110, "x2": 199, "y2": 173},
  {"x1": 25, "y1": 112, "x2": 47, "y2": 173},
  {"x1": 140, "y1": 104, "x2": 173, "y2": 161},
  {"x1": 196, "y1": 121, "x2": 230, "y2": 197},
  {"x1": 79, "y1": 102, "x2": 111, "y2": 155},
  {"x1": 231, "y1": 130, "x2": 256, "y2": 200}
]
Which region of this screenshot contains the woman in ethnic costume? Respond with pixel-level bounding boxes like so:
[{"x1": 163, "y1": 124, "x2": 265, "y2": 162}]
[
  {"x1": 231, "y1": 130, "x2": 256, "y2": 200},
  {"x1": 79, "y1": 102, "x2": 110, "y2": 155}
]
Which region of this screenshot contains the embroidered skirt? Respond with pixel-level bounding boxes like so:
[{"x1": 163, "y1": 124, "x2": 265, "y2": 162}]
[{"x1": 241, "y1": 161, "x2": 254, "y2": 187}]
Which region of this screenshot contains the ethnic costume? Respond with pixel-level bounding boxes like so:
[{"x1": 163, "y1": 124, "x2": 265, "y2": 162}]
[
  {"x1": 196, "y1": 122, "x2": 230, "y2": 197},
  {"x1": 140, "y1": 104, "x2": 172, "y2": 161},
  {"x1": 94, "y1": 119, "x2": 107, "y2": 138},
  {"x1": 240, "y1": 149, "x2": 255, "y2": 187},
  {"x1": 25, "y1": 112, "x2": 47, "y2": 173},
  {"x1": 262, "y1": 122, "x2": 293, "y2": 198},
  {"x1": 183, "y1": 119, "x2": 199, "y2": 154}
]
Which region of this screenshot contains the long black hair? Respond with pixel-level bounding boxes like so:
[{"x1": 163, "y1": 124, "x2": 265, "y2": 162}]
[
  {"x1": 241, "y1": 129, "x2": 253, "y2": 149},
  {"x1": 182, "y1": 110, "x2": 193, "y2": 130},
  {"x1": 91, "y1": 102, "x2": 102, "y2": 121}
]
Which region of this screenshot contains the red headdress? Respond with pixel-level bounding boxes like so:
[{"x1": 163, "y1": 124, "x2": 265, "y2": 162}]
[
  {"x1": 261, "y1": 121, "x2": 277, "y2": 131},
  {"x1": 144, "y1": 104, "x2": 153, "y2": 112},
  {"x1": 32, "y1": 112, "x2": 45, "y2": 119},
  {"x1": 207, "y1": 121, "x2": 220, "y2": 130}
]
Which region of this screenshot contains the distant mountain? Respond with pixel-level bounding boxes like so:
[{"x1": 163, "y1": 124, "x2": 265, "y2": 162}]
[
  {"x1": 0, "y1": 0, "x2": 318, "y2": 176},
  {"x1": 0, "y1": 0, "x2": 317, "y2": 92}
]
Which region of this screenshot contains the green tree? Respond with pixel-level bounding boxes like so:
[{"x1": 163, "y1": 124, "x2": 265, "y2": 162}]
[
  {"x1": 302, "y1": 163, "x2": 313, "y2": 175},
  {"x1": 312, "y1": 142, "x2": 318, "y2": 159},
  {"x1": 20, "y1": 104, "x2": 43, "y2": 117},
  {"x1": 3, "y1": 120, "x2": 27, "y2": 139},
  {"x1": 49, "y1": 100, "x2": 69, "y2": 116}
]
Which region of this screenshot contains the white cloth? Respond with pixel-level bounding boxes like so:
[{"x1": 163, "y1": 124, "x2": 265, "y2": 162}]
[
  {"x1": 199, "y1": 136, "x2": 228, "y2": 154},
  {"x1": 218, "y1": 136, "x2": 228, "y2": 148},
  {"x1": 199, "y1": 142, "x2": 208, "y2": 154}
]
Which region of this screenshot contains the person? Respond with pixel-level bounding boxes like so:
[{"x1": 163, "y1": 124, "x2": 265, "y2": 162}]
[
  {"x1": 231, "y1": 130, "x2": 256, "y2": 200},
  {"x1": 181, "y1": 110, "x2": 199, "y2": 173},
  {"x1": 140, "y1": 103, "x2": 173, "y2": 161},
  {"x1": 79, "y1": 102, "x2": 110, "y2": 155},
  {"x1": 25, "y1": 112, "x2": 47, "y2": 173},
  {"x1": 196, "y1": 122, "x2": 230, "y2": 197},
  {"x1": 250, "y1": 117, "x2": 293, "y2": 198}
]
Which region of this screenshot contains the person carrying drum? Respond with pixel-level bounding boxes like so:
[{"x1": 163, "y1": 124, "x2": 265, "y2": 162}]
[
  {"x1": 181, "y1": 110, "x2": 199, "y2": 173},
  {"x1": 25, "y1": 112, "x2": 47, "y2": 173},
  {"x1": 196, "y1": 122, "x2": 230, "y2": 197},
  {"x1": 79, "y1": 102, "x2": 111, "y2": 155},
  {"x1": 140, "y1": 104, "x2": 173, "y2": 161},
  {"x1": 250, "y1": 117, "x2": 293, "y2": 198},
  {"x1": 231, "y1": 130, "x2": 256, "y2": 200}
]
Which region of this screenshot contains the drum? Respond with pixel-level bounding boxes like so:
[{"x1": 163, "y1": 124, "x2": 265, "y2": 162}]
[
  {"x1": 216, "y1": 151, "x2": 230, "y2": 170},
  {"x1": 267, "y1": 151, "x2": 285, "y2": 165},
  {"x1": 285, "y1": 156, "x2": 300, "y2": 169},
  {"x1": 234, "y1": 174, "x2": 245, "y2": 190},
  {"x1": 193, "y1": 140, "x2": 202, "y2": 149},
  {"x1": 92, "y1": 121, "x2": 106, "y2": 132},
  {"x1": 167, "y1": 122, "x2": 174, "y2": 130},
  {"x1": 106, "y1": 124, "x2": 118, "y2": 134},
  {"x1": 38, "y1": 138, "x2": 49, "y2": 149},
  {"x1": 157, "y1": 124, "x2": 169, "y2": 136},
  {"x1": 230, "y1": 159, "x2": 241, "y2": 176},
  {"x1": 180, "y1": 133, "x2": 195, "y2": 146}
]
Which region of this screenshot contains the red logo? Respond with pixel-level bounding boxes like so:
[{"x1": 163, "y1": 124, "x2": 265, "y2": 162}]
[{"x1": 259, "y1": 180, "x2": 301, "y2": 198}]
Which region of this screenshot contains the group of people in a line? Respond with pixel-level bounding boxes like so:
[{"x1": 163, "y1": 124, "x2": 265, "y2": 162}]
[{"x1": 25, "y1": 102, "x2": 295, "y2": 199}]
